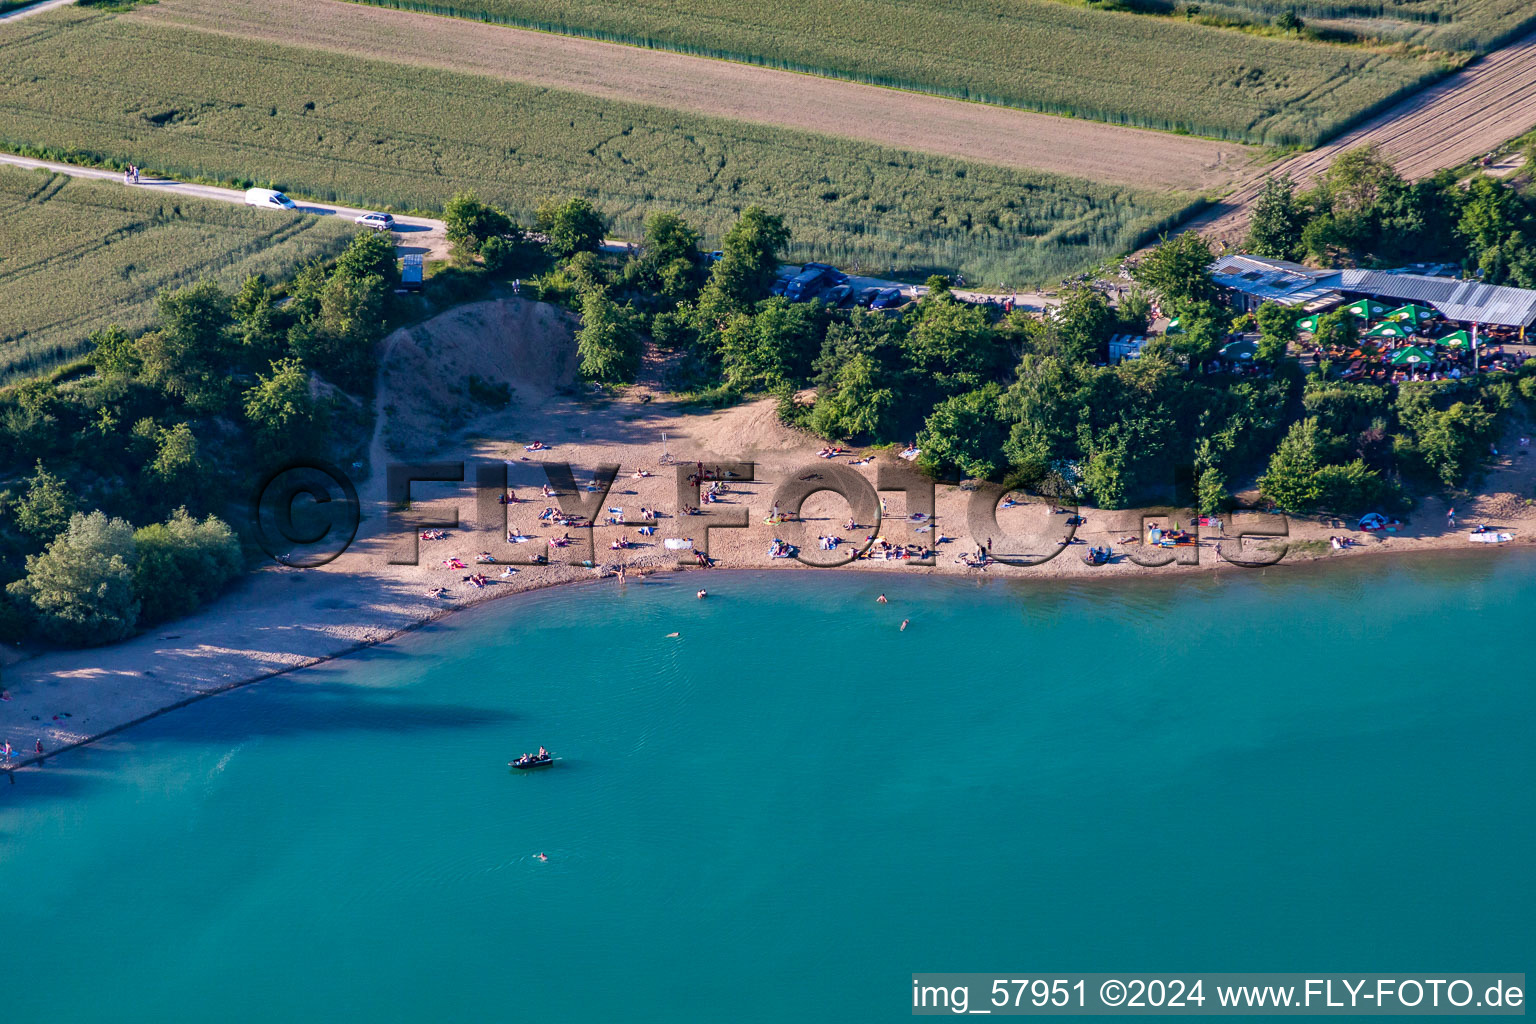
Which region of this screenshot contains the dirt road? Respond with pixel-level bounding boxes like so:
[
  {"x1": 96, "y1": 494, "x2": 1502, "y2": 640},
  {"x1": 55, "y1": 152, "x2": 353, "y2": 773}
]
[
  {"x1": 1197, "y1": 28, "x2": 1536, "y2": 243},
  {"x1": 0, "y1": 152, "x2": 450, "y2": 258},
  {"x1": 129, "y1": 0, "x2": 1255, "y2": 193}
]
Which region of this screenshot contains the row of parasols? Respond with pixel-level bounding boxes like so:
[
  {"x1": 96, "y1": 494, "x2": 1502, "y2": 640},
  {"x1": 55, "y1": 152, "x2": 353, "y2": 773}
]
[
  {"x1": 1295, "y1": 301, "x2": 1474, "y2": 367},
  {"x1": 1166, "y1": 301, "x2": 1472, "y2": 365}
]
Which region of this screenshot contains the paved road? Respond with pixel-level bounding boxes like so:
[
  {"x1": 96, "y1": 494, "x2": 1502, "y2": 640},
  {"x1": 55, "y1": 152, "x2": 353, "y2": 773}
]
[
  {"x1": 0, "y1": 0, "x2": 74, "y2": 22},
  {"x1": 5, "y1": 151, "x2": 1049, "y2": 305},
  {"x1": 1196, "y1": 28, "x2": 1536, "y2": 244},
  {"x1": 0, "y1": 152, "x2": 450, "y2": 257}
]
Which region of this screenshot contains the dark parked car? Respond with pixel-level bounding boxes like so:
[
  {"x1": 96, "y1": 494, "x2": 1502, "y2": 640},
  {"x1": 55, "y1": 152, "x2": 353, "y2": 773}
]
[
  {"x1": 784, "y1": 262, "x2": 849, "y2": 302},
  {"x1": 770, "y1": 277, "x2": 789, "y2": 296},
  {"x1": 870, "y1": 287, "x2": 905, "y2": 310},
  {"x1": 806, "y1": 262, "x2": 849, "y2": 285},
  {"x1": 855, "y1": 287, "x2": 881, "y2": 308},
  {"x1": 823, "y1": 284, "x2": 853, "y2": 306}
]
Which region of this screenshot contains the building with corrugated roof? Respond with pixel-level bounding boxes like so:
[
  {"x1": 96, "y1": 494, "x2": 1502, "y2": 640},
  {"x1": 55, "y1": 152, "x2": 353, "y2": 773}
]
[
  {"x1": 1209, "y1": 254, "x2": 1536, "y2": 330},
  {"x1": 1209, "y1": 254, "x2": 1342, "y2": 311}
]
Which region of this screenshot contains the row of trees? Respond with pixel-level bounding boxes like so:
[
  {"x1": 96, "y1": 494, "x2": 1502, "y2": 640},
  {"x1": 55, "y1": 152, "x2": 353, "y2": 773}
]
[
  {"x1": 0, "y1": 230, "x2": 396, "y2": 645},
  {"x1": 521, "y1": 189, "x2": 1535, "y2": 519},
  {"x1": 1246, "y1": 143, "x2": 1536, "y2": 285}
]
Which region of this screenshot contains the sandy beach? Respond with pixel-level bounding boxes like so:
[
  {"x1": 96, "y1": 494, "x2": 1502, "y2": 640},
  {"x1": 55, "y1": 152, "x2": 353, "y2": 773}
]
[{"x1": 4, "y1": 296, "x2": 1534, "y2": 773}]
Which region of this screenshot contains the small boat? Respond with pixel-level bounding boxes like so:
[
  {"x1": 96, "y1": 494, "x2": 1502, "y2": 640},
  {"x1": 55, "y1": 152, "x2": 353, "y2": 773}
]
[
  {"x1": 509, "y1": 752, "x2": 555, "y2": 769},
  {"x1": 1468, "y1": 531, "x2": 1512, "y2": 544}
]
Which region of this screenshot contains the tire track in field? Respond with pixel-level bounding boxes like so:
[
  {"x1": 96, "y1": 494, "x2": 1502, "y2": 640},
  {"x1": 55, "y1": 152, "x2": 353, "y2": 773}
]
[
  {"x1": 1196, "y1": 28, "x2": 1536, "y2": 243},
  {"x1": 124, "y1": 0, "x2": 1255, "y2": 193}
]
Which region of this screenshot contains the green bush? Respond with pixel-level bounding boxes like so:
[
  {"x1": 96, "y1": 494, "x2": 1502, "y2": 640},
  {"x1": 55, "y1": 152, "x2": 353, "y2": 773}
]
[
  {"x1": 132, "y1": 509, "x2": 242, "y2": 626},
  {"x1": 7, "y1": 511, "x2": 140, "y2": 646}
]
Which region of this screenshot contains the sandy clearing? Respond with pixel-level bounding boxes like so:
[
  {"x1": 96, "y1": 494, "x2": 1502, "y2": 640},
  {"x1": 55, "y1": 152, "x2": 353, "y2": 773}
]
[
  {"x1": 5, "y1": 296, "x2": 1535, "y2": 774},
  {"x1": 1197, "y1": 27, "x2": 1536, "y2": 242},
  {"x1": 127, "y1": 0, "x2": 1255, "y2": 193}
]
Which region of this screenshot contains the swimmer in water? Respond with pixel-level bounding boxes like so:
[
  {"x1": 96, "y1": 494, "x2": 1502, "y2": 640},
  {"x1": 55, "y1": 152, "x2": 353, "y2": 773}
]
[
  {"x1": 697, "y1": 589, "x2": 707, "y2": 599},
  {"x1": 536, "y1": 852, "x2": 548, "y2": 862},
  {"x1": 877, "y1": 594, "x2": 888, "y2": 604},
  {"x1": 900, "y1": 619, "x2": 909, "y2": 631},
  {"x1": 666, "y1": 631, "x2": 680, "y2": 638}
]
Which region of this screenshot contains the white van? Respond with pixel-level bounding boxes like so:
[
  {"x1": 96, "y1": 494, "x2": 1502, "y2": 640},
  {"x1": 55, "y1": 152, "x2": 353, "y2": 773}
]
[{"x1": 244, "y1": 187, "x2": 297, "y2": 210}]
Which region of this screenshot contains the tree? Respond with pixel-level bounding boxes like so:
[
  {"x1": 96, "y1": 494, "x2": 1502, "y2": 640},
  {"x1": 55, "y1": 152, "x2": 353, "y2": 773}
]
[
  {"x1": 1135, "y1": 231, "x2": 1217, "y2": 307},
  {"x1": 14, "y1": 461, "x2": 76, "y2": 542},
  {"x1": 1276, "y1": 9, "x2": 1303, "y2": 33},
  {"x1": 1317, "y1": 145, "x2": 1402, "y2": 216},
  {"x1": 902, "y1": 295, "x2": 1000, "y2": 394},
  {"x1": 1246, "y1": 175, "x2": 1305, "y2": 260},
  {"x1": 697, "y1": 207, "x2": 790, "y2": 315},
  {"x1": 290, "y1": 271, "x2": 387, "y2": 390},
  {"x1": 1168, "y1": 299, "x2": 1225, "y2": 365},
  {"x1": 231, "y1": 275, "x2": 287, "y2": 368},
  {"x1": 7, "y1": 511, "x2": 139, "y2": 645},
  {"x1": 443, "y1": 190, "x2": 513, "y2": 258},
  {"x1": 244, "y1": 358, "x2": 322, "y2": 454},
  {"x1": 809, "y1": 352, "x2": 899, "y2": 442},
  {"x1": 1393, "y1": 385, "x2": 1497, "y2": 488},
  {"x1": 1196, "y1": 466, "x2": 1230, "y2": 515},
  {"x1": 1050, "y1": 286, "x2": 1117, "y2": 363},
  {"x1": 1254, "y1": 301, "x2": 1297, "y2": 362},
  {"x1": 1259, "y1": 418, "x2": 1323, "y2": 511},
  {"x1": 1312, "y1": 308, "x2": 1357, "y2": 351},
  {"x1": 90, "y1": 324, "x2": 139, "y2": 378},
  {"x1": 575, "y1": 289, "x2": 641, "y2": 383},
  {"x1": 132, "y1": 509, "x2": 242, "y2": 626},
  {"x1": 480, "y1": 235, "x2": 517, "y2": 273},
  {"x1": 630, "y1": 212, "x2": 705, "y2": 302},
  {"x1": 148, "y1": 421, "x2": 201, "y2": 494},
  {"x1": 1312, "y1": 459, "x2": 1388, "y2": 511},
  {"x1": 719, "y1": 298, "x2": 824, "y2": 391},
  {"x1": 334, "y1": 229, "x2": 400, "y2": 287},
  {"x1": 537, "y1": 197, "x2": 606, "y2": 258},
  {"x1": 137, "y1": 279, "x2": 236, "y2": 411},
  {"x1": 918, "y1": 385, "x2": 1008, "y2": 480}
]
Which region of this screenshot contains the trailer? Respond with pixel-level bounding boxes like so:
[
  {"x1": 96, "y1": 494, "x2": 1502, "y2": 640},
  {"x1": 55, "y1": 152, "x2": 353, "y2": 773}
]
[{"x1": 400, "y1": 253, "x2": 424, "y2": 292}]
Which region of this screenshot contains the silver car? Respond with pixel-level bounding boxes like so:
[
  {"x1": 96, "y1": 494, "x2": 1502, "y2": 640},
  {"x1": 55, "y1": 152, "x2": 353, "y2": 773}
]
[{"x1": 354, "y1": 212, "x2": 395, "y2": 232}]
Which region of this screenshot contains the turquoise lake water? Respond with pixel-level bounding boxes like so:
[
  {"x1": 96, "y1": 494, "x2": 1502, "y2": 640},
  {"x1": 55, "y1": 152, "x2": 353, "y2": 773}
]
[{"x1": 1, "y1": 556, "x2": 1532, "y2": 1022}]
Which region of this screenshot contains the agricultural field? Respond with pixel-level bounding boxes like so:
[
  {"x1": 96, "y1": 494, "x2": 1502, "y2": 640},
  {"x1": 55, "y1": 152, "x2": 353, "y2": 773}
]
[
  {"x1": 348, "y1": 0, "x2": 1444, "y2": 146},
  {"x1": 0, "y1": 11, "x2": 1198, "y2": 287},
  {"x1": 0, "y1": 166, "x2": 355, "y2": 379},
  {"x1": 1170, "y1": 0, "x2": 1536, "y2": 52},
  {"x1": 133, "y1": 0, "x2": 1258, "y2": 193}
]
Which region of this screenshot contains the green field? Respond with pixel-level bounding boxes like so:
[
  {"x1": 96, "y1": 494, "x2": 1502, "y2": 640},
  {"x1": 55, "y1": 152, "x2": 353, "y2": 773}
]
[
  {"x1": 353, "y1": 0, "x2": 1443, "y2": 146},
  {"x1": 0, "y1": 166, "x2": 355, "y2": 379},
  {"x1": 0, "y1": 11, "x2": 1198, "y2": 288},
  {"x1": 1171, "y1": 0, "x2": 1536, "y2": 51}
]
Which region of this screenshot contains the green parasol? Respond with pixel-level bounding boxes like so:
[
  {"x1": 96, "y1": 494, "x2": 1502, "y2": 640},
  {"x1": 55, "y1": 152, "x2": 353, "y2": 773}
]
[
  {"x1": 1389, "y1": 345, "x2": 1433, "y2": 366},
  {"x1": 1220, "y1": 339, "x2": 1259, "y2": 360},
  {"x1": 1344, "y1": 299, "x2": 1388, "y2": 320},
  {"x1": 1364, "y1": 321, "x2": 1413, "y2": 339},
  {"x1": 1384, "y1": 303, "x2": 1435, "y2": 327}
]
